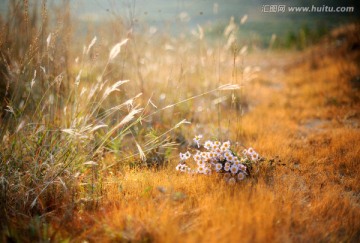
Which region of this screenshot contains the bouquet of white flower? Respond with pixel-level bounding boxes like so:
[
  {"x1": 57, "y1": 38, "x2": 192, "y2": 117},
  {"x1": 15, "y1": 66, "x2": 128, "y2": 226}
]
[{"x1": 176, "y1": 135, "x2": 261, "y2": 184}]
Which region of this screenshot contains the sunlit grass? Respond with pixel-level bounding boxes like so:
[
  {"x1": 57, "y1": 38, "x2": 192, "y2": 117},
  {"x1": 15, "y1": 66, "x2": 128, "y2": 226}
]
[{"x1": 1, "y1": 1, "x2": 359, "y2": 242}]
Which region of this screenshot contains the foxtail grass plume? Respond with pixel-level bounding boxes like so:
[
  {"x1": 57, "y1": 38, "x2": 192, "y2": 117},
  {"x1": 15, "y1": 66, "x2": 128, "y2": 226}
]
[
  {"x1": 86, "y1": 36, "x2": 97, "y2": 54},
  {"x1": 109, "y1": 39, "x2": 128, "y2": 62},
  {"x1": 46, "y1": 33, "x2": 51, "y2": 49},
  {"x1": 84, "y1": 161, "x2": 98, "y2": 166},
  {"x1": 135, "y1": 141, "x2": 147, "y2": 162},
  {"x1": 30, "y1": 70, "x2": 36, "y2": 88},
  {"x1": 240, "y1": 14, "x2": 248, "y2": 25},
  {"x1": 75, "y1": 70, "x2": 82, "y2": 86},
  {"x1": 218, "y1": 84, "x2": 241, "y2": 90},
  {"x1": 102, "y1": 80, "x2": 130, "y2": 100},
  {"x1": 240, "y1": 46, "x2": 248, "y2": 55},
  {"x1": 224, "y1": 16, "x2": 236, "y2": 37},
  {"x1": 175, "y1": 119, "x2": 191, "y2": 128}
]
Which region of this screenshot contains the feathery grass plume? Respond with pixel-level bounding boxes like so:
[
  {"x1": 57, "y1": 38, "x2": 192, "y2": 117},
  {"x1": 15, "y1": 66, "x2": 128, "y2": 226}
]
[
  {"x1": 5, "y1": 105, "x2": 14, "y2": 114},
  {"x1": 212, "y1": 96, "x2": 228, "y2": 105},
  {"x1": 240, "y1": 45, "x2": 248, "y2": 55},
  {"x1": 30, "y1": 70, "x2": 36, "y2": 89},
  {"x1": 109, "y1": 39, "x2": 128, "y2": 62},
  {"x1": 100, "y1": 93, "x2": 143, "y2": 119},
  {"x1": 75, "y1": 69, "x2": 82, "y2": 86},
  {"x1": 224, "y1": 16, "x2": 239, "y2": 50},
  {"x1": 175, "y1": 119, "x2": 191, "y2": 128},
  {"x1": 224, "y1": 16, "x2": 236, "y2": 37},
  {"x1": 269, "y1": 34, "x2": 277, "y2": 49},
  {"x1": 86, "y1": 36, "x2": 97, "y2": 55},
  {"x1": 87, "y1": 83, "x2": 100, "y2": 101},
  {"x1": 113, "y1": 107, "x2": 143, "y2": 130},
  {"x1": 15, "y1": 120, "x2": 26, "y2": 133},
  {"x1": 61, "y1": 128, "x2": 88, "y2": 139},
  {"x1": 94, "y1": 107, "x2": 143, "y2": 154},
  {"x1": 135, "y1": 141, "x2": 147, "y2": 162},
  {"x1": 218, "y1": 84, "x2": 241, "y2": 90},
  {"x1": 102, "y1": 80, "x2": 130, "y2": 100},
  {"x1": 46, "y1": 33, "x2": 52, "y2": 49},
  {"x1": 240, "y1": 14, "x2": 248, "y2": 25},
  {"x1": 90, "y1": 124, "x2": 108, "y2": 133},
  {"x1": 87, "y1": 79, "x2": 131, "y2": 118},
  {"x1": 225, "y1": 32, "x2": 237, "y2": 50},
  {"x1": 192, "y1": 24, "x2": 204, "y2": 40},
  {"x1": 149, "y1": 98, "x2": 158, "y2": 109},
  {"x1": 84, "y1": 161, "x2": 99, "y2": 166}
]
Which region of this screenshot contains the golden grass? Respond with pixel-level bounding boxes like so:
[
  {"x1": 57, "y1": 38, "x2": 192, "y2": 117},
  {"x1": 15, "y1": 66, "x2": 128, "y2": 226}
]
[
  {"x1": 1, "y1": 2, "x2": 359, "y2": 242},
  {"x1": 54, "y1": 40, "x2": 360, "y2": 242}
]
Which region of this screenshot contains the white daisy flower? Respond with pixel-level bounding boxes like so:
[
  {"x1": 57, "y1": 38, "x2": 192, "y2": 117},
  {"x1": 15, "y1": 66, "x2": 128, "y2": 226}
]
[
  {"x1": 180, "y1": 151, "x2": 191, "y2": 160},
  {"x1": 196, "y1": 134, "x2": 203, "y2": 139},
  {"x1": 180, "y1": 165, "x2": 187, "y2": 172},
  {"x1": 239, "y1": 164, "x2": 247, "y2": 172},
  {"x1": 197, "y1": 159, "x2": 206, "y2": 167},
  {"x1": 175, "y1": 164, "x2": 182, "y2": 171},
  {"x1": 194, "y1": 134, "x2": 203, "y2": 140},
  {"x1": 200, "y1": 152, "x2": 208, "y2": 158},
  {"x1": 247, "y1": 147, "x2": 255, "y2": 155},
  {"x1": 219, "y1": 155, "x2": 225, "y2": 161},
  {"x1": 211, "y1": 144, "x2": 219, "y2": 150},
  {"x1": 213, "y1": 141, "x2": 221, "y2": 147},
  {"x1": 242, "y1": 149, "x2": 248, "y2": 156},
  {"x1": 193, "y1": 154, "x2": 202, "y2": 162},
  {"x1": 193, "y1": 134, "x2": 203, "y2": 148},
  {"x1": 220, "y1": 146, "x2": 228, "y2": 152},
  {"x1": 224, "y1": 151, "x2": 232, "y2": 160},
  {"x1": 214, "y1": 152, "x2": 222, "y2": 159},
  {"x1": 230, "y1": 164, "x2": 239, "y2": 174},
  {"x1": 197, "y1": 166, "x2": 205, "y2": 174},
  {"x1": 215, "y1": 163, "x2": 223, "y2": 172},
  {"x1": 227, "y1": 155, "x2": 235, "y2": 163},
  {"x1": 209, "y1": 152, "x2": 217, "y2": 158},
  {"x1": 220, "y1": 141, "x2": 230, "y2": 151},
  {"x1": 204, "y1": 167, "x2": 211, "y2": 175},
  {"x1": 233, "y1": 159, "x2": 241, "y2": 166},
  {"x1": 224, "y1": 162, "x2": 231, "y2": 171},
  {"x1": 237, "y1": 172, "x2": 246, "y2": 181},
  {"x1": 251, "y1": 152, "x2": 259, "y2": 162},
  {"x1": 204, "y1": 140, "x2": 213, "y2": 150},
  {"x1": 228, "y1": 177, "x2": 236, "y2": 185}
]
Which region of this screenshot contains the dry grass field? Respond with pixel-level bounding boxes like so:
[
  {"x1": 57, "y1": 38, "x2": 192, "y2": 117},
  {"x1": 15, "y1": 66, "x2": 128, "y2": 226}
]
[{"x1": 0, "y1": 1, "x2": 359, "y2": 242}]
